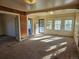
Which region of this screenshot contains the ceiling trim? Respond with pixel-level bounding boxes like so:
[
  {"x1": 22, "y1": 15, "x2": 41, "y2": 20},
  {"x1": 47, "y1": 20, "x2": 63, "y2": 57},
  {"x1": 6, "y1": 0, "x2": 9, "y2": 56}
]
[{"x1": 0, "y1": 5, "x2": 26, "y2": 14}]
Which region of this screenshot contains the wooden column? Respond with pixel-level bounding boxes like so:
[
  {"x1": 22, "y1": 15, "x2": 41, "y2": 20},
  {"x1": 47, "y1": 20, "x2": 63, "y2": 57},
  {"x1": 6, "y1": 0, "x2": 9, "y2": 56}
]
[{"x1": 20, "y1": 14, "x2": 27, "y2": 40}]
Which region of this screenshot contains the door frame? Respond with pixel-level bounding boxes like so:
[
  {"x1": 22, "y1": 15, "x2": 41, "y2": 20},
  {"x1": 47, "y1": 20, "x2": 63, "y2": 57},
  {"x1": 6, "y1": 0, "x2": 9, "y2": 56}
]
[
  {"x1": 0, "y1": 10, "x2": 21, "y2": 41},
  {"x1": 28, "y1": 18, "x2": 33, "y2": 36},
  {"x1": 38, "y1": 19, "x2": 45, "y2": 33}
]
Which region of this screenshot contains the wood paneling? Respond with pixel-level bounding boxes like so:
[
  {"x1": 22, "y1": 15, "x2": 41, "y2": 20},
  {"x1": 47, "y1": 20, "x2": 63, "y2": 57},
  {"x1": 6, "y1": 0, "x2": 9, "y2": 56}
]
[
  {"x1": 0, "y1": 5, "x2": 26, "y2": 14},
  {"x1": 20, "y1": 14, "x2": 27, "y2": 38}
]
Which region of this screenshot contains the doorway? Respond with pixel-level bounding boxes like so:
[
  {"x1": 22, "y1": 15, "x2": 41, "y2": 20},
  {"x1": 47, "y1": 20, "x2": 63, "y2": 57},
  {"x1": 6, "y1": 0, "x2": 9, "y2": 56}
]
[
  {"x1": 28, "y1": 18, "x2": 32, "y2": 37},
  {"x1": 36, "y1": 19, "x2": 44, "y2": 34},
  {"x1": 39, "y1": 19, "x2": 44, "y2": 33},
  {"x1": 0, "y1": 11, "x2": 20, "y2": 41}
]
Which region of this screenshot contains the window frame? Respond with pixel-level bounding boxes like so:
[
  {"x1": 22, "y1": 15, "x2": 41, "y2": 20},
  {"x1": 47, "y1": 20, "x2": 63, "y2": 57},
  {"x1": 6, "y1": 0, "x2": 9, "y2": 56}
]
[
  {"x1": 64, "y1": 17, "x2": 73, "y2": 32},
  {"x1": 46, "y1": 20, "x2": 53, "y2": 30},
  {"x1": 54, "y1": 18, "x2": 62, "y2": 31}
]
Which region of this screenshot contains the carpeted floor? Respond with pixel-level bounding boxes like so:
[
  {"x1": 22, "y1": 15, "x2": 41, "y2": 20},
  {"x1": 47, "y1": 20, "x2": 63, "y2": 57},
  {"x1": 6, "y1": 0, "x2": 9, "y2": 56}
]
[{"x1": 0, "y1": 35, "x2": 78, "y2": 59}]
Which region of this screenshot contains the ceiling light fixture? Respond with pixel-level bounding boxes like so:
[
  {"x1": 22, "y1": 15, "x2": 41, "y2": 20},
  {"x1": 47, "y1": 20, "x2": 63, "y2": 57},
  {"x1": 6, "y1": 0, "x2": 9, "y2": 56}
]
[
  {"x1": 49, "y1": 11, "x2": 54, "y2": 14},
  {"x1": 24, "y1": 0, "x2": 36, "y2": 4}
]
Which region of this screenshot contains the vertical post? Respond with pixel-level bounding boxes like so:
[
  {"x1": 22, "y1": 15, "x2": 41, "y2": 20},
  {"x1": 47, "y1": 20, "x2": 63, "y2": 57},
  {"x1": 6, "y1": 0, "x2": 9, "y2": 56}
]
[{"x1": 20, "y1": 14, "x2": 27, "y2": 41}]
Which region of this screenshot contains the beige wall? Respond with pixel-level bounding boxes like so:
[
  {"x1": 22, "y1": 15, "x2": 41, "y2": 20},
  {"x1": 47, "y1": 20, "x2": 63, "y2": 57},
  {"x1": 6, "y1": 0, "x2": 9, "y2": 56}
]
[
  {"x1": 74, "y1": 13, "x2": 79, "y2": 48},
  {"x1": 28, "y1": 13, "x2": 76, "y2": 37}
]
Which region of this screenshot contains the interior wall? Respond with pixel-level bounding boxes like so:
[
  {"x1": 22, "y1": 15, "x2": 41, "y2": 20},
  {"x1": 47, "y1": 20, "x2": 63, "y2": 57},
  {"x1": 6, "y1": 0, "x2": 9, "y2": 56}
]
[
  {"x1": 0, "y1": 14, "x2": 5, "y2": 35},
  {"x1": 28, "y1": 13, "x2": 75, "y2": 37},
  {"x1": 3, "y1": 14, "x2": 16, "y2": 37},
  {"x1": 0, "y1": 14, "x2": 16, "y2": 37},
  {"x1": 74, "y1": 12, "x2": 79, "y2": 48}
]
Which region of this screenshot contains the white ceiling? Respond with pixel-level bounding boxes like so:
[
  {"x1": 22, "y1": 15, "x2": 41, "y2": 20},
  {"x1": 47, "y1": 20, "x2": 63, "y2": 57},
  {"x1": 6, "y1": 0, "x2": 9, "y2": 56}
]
[{"x1": 0, "y1": 0, "x2": 77, "y2": 12}]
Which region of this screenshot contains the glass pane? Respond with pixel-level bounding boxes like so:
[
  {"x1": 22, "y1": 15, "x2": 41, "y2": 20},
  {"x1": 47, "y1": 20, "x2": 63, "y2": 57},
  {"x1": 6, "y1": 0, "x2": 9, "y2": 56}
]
[
  {"x1": 55, "y1": 20, "x2": 61, "y2": 30},
  {"x1": 47, "y1": 20, "x2": 53, "y2": 30},
  {"x1": 64, "y1": 20, "x2": 72, "y2": 31},
  {"x1": 39, "y1": 19, "x2": 44, "y2": 32}
]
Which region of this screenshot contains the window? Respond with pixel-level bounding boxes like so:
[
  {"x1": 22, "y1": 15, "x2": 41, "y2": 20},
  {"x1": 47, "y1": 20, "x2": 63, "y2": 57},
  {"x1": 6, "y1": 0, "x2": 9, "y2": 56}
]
[
  {"x1": 39, "y1": 19, "x2": 44, "y2": 33},
  {"x1": 54, "y1": 19, "x2": 61, "y2": 30},
  {"x1": 46, "y1": 20, "x2": 53, "y2": 30},
  {"x1": 64, "y1": 20, "x2": 72, "y2": 31}
]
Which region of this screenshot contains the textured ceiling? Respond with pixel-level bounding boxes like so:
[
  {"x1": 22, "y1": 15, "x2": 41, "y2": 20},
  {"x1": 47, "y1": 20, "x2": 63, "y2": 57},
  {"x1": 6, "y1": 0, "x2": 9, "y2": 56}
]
[{"x1": 0, "y1": 0, "x2": 78, "y2": 12}]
